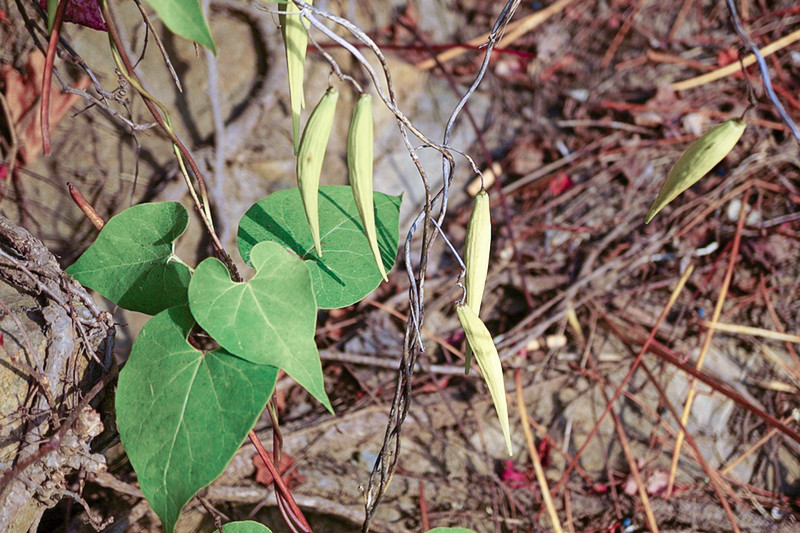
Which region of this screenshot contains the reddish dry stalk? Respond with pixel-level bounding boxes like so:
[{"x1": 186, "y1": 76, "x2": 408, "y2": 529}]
[
  {"x1": 551, "y1": 266, "x2": 693, "y2": 492},
  {"x1": 67, "y1": 182, "x2": 105, "y2": 230},
  {"x1": 645, "y1": 50, "x2": 716, "y2": 71},
  {"x1": 418, "y1": 481, "x2": 430, "y2": 531},
  {"x1": 248, "y1": 430, "x2": 312, "y2": 532},
  {"x1": 573, "y1": 358, "x2": 742, "y2": 533},
  {"x1": 636, "y1": 361, "x2": 741, "y2": 533},
  {"x1": 675, "y1": 179, "x2": 754, "y2": 238},
  {"x1": 758, "y1": 276, "x2": 800, "y2": 369},
  {"x1": 720, "y1": 412, "x2": 797, "y2": 477},
  {"x1": 40, "y1": 0, "x2": 70, "y2": 155},
  {"x1": 600, "y1": 100, "x2": 786, "y2": 131},
  {"x1": 603, "y1": 318, "x2": 800, "y2": 444},
  {"x1": 514, "y1": 370, "x2": 564, "y2": 533},
  {"x1": 601, "y1": 0, "x2": 643, "y2": 68},
  {"x1": 721, "y1": 470, "x2": 798, "y2": 503},
  {"x1": 601, "y1": 324, "x2": 762, "y2": 531},
  {"x1": 667, "y1": 0, "x2": 696, "y2": 42},
  {"x1": 668, "y1": 189, "x2": 751, "y2": 495},
  {"x1": 772, "y1": 82, "x2": 800, "y2": 112},
  {"x1": 752, "y1": 178, "x2": 800, "y2": 204},
  {"x1": 586, "y1": 354, "x2": 659, "y2": 533},
  {"x1": 523, "y1": 409, "x2": 593, "y2": 485}
]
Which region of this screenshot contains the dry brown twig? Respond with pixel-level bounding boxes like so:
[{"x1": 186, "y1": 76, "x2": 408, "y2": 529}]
[
  {"x1": 514, "y1": 369, "x2": 563, "y2": 533},
  {"x1": 667, "y1": 188, "x2": 751, "y2": 495},
  {"x1": 416, "y1": 0, "x2": 578, "y2": 70},
  {"x1": 671, "y1": 28, "x2": 800, "y2": 90}
]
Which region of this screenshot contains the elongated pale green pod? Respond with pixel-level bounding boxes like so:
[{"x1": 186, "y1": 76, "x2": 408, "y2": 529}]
[
  {"x1": 457, "y1": 303, "x2": 512, "y2": 456},
  {"x1": 646, "y1": 118, "x2": 746, "y2": 223},
  {"x1": 280, "y1": 0, "x2": 312, "y2": 155},
  {"x1": 463, "y1": 190, "x2": 491, "y2": 373},
  {"x1": 297, "y1": 87, "x2": 338, "y2": 257},
  {"x1": 347, "y1": 94, "x2": 388, "y2": 282}
]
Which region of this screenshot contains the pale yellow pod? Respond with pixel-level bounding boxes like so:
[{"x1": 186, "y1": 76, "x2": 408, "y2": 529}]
[
  {"x1": 463, "y1": 190, "x2": 491, "y2": 373},
  {"x1": 457, "y1": 303, "x2": 512, "y2": 456},
  {"x1": 280, "y1": 0, "x2": 312, "y2": 155},
  {"x1": 297, "y1": 87, "x2": 338, "y2": 257},
  {"x1": 646, "y1": 118, "x2": 746, "y2": 224},
  {"x1": 347, "y1": 94, "x2": 388, "y2": 282}
]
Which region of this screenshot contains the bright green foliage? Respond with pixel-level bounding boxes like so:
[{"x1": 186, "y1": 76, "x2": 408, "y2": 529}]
[
  {"x1": 188, "y1": 241, "x2": 332, "y2": 412},
  {"x1": 116, "y1": 306, "x2": 277, "y2": 533},
  {"x1": 238, "y1": 186, "x2": 401, "y2": 309},
  {"x1": 66, "y1": 202, "x2": 191, "y2": 315},
  {"x1": 425, "y1": 528, "x2": 478, "y2": 533},
  {"x1": 143, "y1": 0, "x2": 216, "y2": 53},
  {"x1": 221, "y1": 522, "x2": 273, "y2": 533}
]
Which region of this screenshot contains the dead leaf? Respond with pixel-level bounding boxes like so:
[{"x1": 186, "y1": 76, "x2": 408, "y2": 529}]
[
  {"x1": 0, "y1": 50, "x2": 90, "y2": 165},
  {"x1": 252, "y1": 452, "x2": 305, "y2": 489},
  {"x1": 506, "y1": 137, "x2": 544, "y2": 176},
  {"x1": 717, "y1": 48, "x2": 739, "y2": 68},
  {"x1": 38, "y1": 0, "x2": 106, "y2": 31},
  {"x1": 548, "y1": 172, "x2": 573, "y2": 196}
]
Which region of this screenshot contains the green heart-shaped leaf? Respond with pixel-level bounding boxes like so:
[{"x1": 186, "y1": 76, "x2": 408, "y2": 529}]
[
  {"x1": 238, "y1": 185, "x2": 401, "y2": 309},
  {"x1": 188, "y1": 241, "x2": 331, "y2": 412},
  {"x1": 116, "y1": 306, "x2": 277, "y2": 533},
  {"x1": 66, "y1": 202, "x2": 191, "y2": 315},
  {"x1": 220, "y1": 522, "x2": 273, "y2": 533}
]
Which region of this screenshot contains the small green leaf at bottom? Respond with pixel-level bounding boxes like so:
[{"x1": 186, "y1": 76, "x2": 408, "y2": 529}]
[{"x1": 220, "y1": 521, "x2": 273, "y2": 533}]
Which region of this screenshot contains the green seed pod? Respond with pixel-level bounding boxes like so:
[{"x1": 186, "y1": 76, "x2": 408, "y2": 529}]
[
  {"x1": 297, "y1": 87, "x2": 338, "y2": 257},
  {"x1": 463, "y1": 190, "x2": 491, "y2": 373},
  {"x1": 457, "y1": 303, "x2": 512, "y2": 456},
  {"x1": 646, "y1": 118, "x2": 746, "y2": 224},
  {"x1": 347, "y1": 94, "x2": 388, "y2": 282},
  {"x1": 280, "y1": 0, "x2": 312, "y2": 155}
]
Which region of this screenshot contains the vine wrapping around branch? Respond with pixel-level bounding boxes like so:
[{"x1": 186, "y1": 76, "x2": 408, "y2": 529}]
[{"x1": 260, "y1": 1, "x2": 526, "y2": 530}]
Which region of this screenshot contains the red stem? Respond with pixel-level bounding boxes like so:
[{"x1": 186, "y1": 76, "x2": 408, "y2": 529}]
[
  {"x1": 248, "y1": 430, "x2": 312, "y2": 532},
  {"x1": 41, "y1": 0, "x2": 70, "y2": 155}
]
